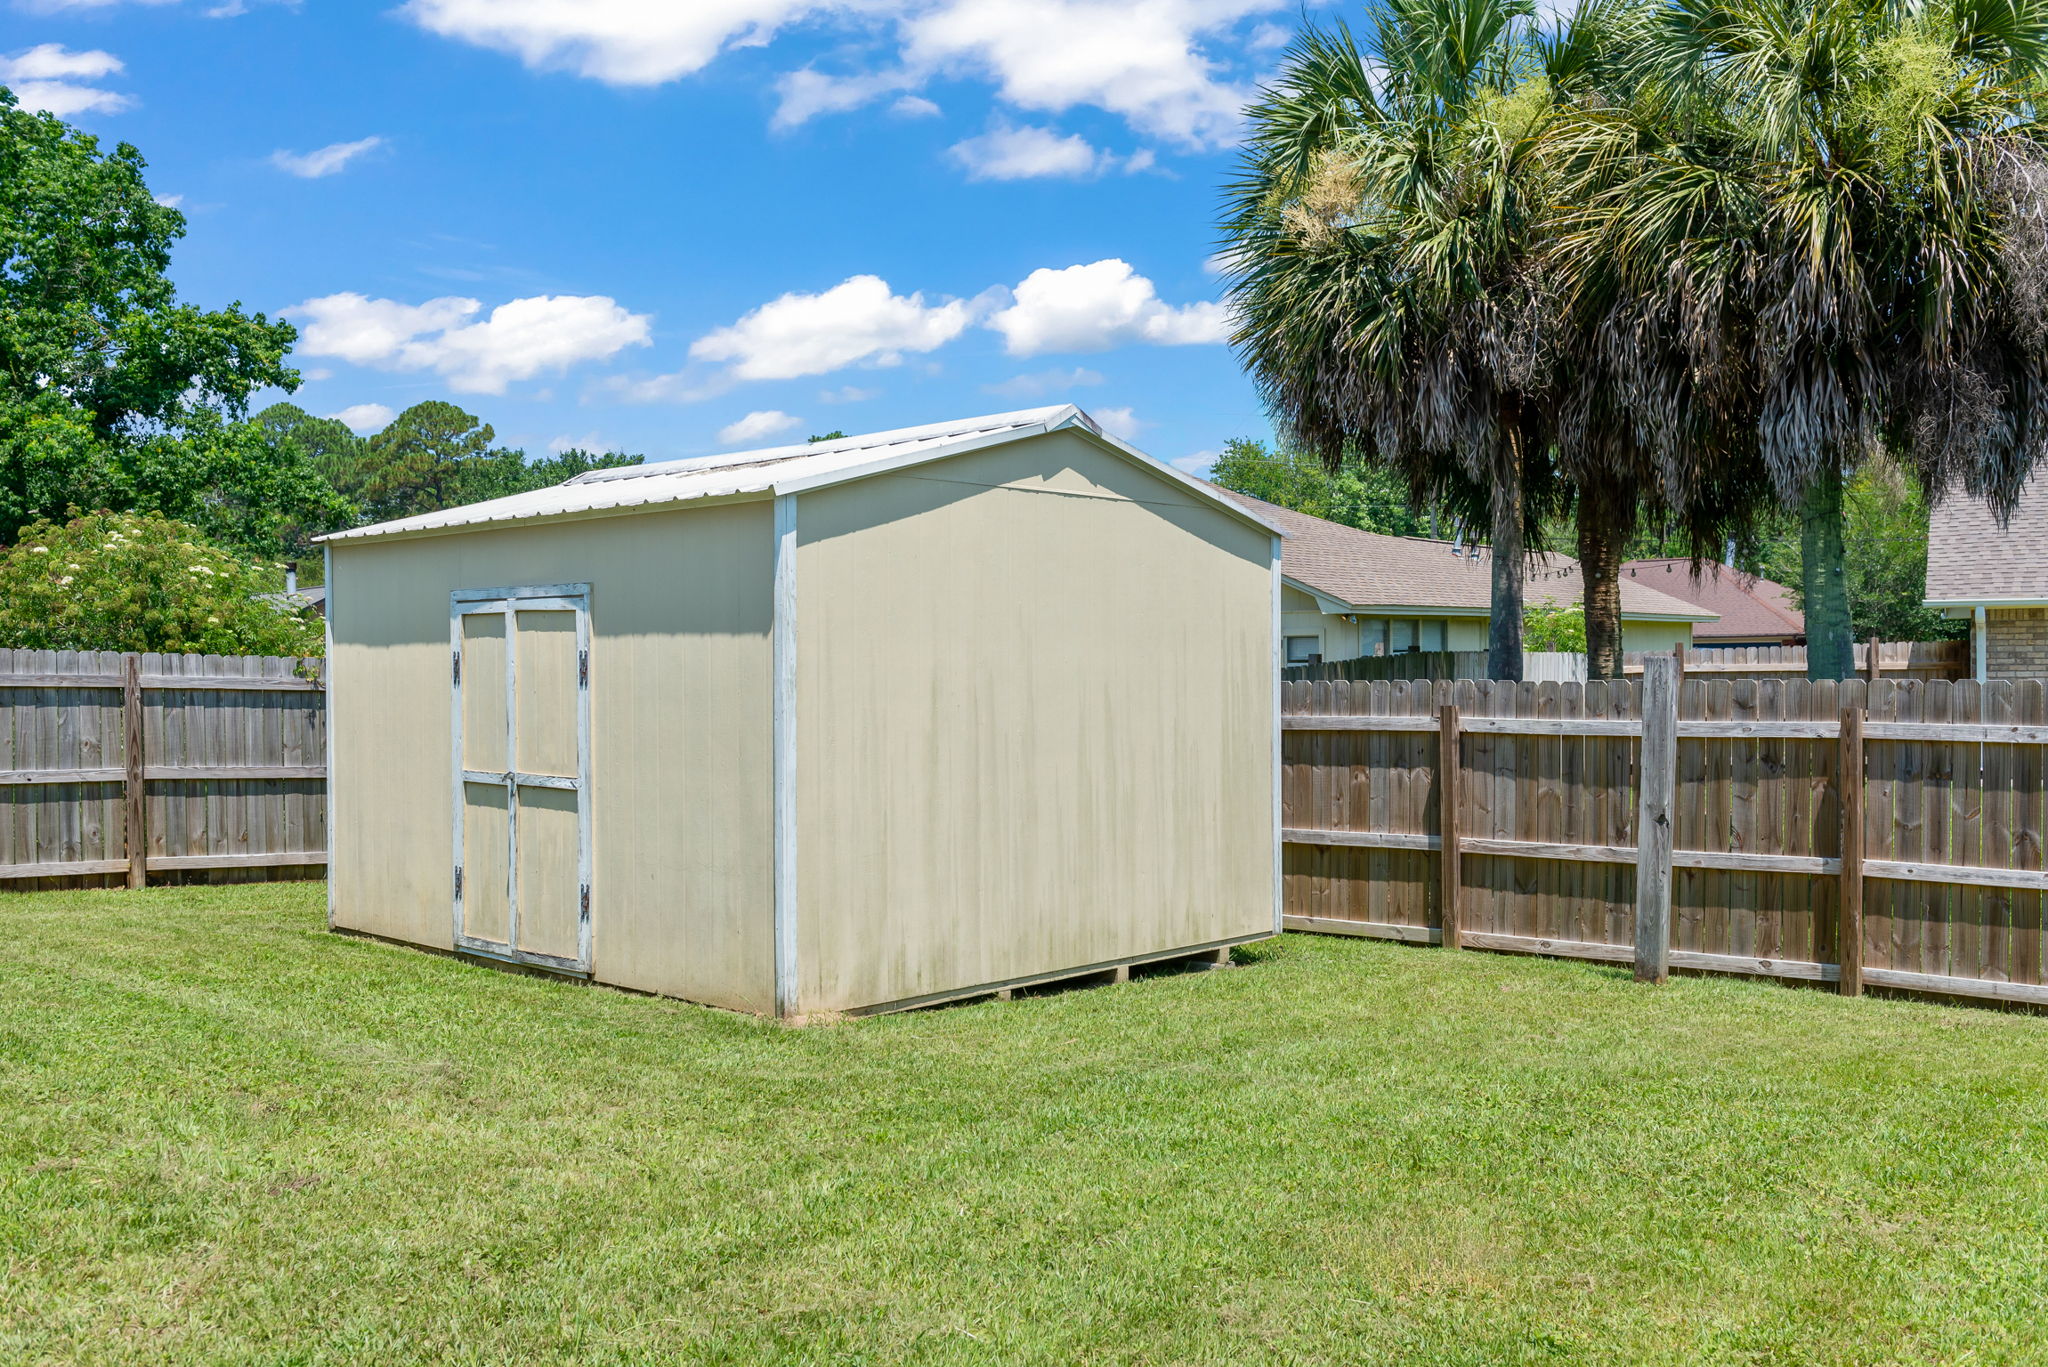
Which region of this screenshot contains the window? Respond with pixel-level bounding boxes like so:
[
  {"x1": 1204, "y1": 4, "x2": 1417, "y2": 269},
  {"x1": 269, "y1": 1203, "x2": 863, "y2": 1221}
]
[
  {"x1": 1285, "y1": 635, "x2": 1323, "y2": 665},
  {"x1": 1358, "y1": 618, "x2": 1388, "y2": 657},
  {"x1": 1420, "y1": 619, "x2": 1446, "y2": 651},
  {"x1": 1391, "y1": 618, "x2": 1418, "y2": 654}
]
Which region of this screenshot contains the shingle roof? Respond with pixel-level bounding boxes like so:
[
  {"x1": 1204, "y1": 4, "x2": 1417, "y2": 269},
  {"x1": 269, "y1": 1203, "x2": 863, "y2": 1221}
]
[
  {"x1": 1925, "y1": 471, "x2": 2048, "y2": 604},
  {"x1": 1622, "y1": 559, "x2": 1803, "y2": 640},
  {"x1": 321, "y1": 406, "x2": 1282, "y2": 544},
  {"x1": 1216, "y1": 490, "x2": 1715, "y2": 620}
]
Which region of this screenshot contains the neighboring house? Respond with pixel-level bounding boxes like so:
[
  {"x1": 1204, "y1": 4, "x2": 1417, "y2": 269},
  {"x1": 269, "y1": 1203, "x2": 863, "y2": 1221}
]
[
  {"x1": 258, "y1": 585, "x2": 327, "y2": 618},
  {"x1": 1622, "y1": 559, "x2": 1803, "y2": 646},
  {"x1": 1215, "y1": 490, "x2": 1716, "y2": 665},
  {"x1": 1925, "y1": 472, "x2": 2048, "y2": 680},
  {"x1": 256, "y1": 565, "x2": 327, "y2": 619}
]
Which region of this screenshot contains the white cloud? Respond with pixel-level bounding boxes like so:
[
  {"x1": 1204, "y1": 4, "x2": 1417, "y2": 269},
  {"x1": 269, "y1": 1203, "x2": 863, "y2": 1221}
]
[
  {"x1": 326, "y1": 403, "x2": 396, "y2": 434},
  {"x1": 985, "y1": 259, "x2": 1229, "y2": 356},
  {"x1": 549, "y1": 431, "x2": 606, "y2": 453},
  {"x1": 1092, "y1": 405, "x2": 1145, "y2": 441},
  {"x1": 286, "y1": 291, "x2": 652, "y2": 394},
  {"x1": 1, "y1": 44, "x2": 123, "y2": 79},
  {"x1": 398, "y1": 0, "x2": 1283, "y2": 147},
  {"x1": 271, "y1": 136, "x2": 384, "y2": 179},
  {"x1": 285, "y1": 293, "x2": 481, "y2": 366},
  {"x1": 891, "y1": 94, "x2": 940, "y2": 117},
  {"x1": 983, "y1": 366, "x2": 1103, "y2": 399},
  {"x1": 690, "y1": 274, "x2": 976, "y2": 381},
  {"x1": 718, "y1": 409, "x2": 803, "y2": 445},
  {"x1": 597, "y1": 369, "x2": 727, "y2": 404},
  {"x1": 772, "y1": 67, "x2": 914, "y2": 130},
  {"x1": 401, "y1": 0, "x2": 824, "y2": 85},
  {"x1": 947, "y1": 122, "x2": 1108, "y2": 181},
  {"x1": 0, "y1": 45, "x2": 132, "y2": 116},
  {"x1": 414, "y1": 295, "x2": 653, "y2": 393},
  {"x1": 1171, "y1": 449, "x2": 1216, "y2": 474},
  {"x1": 300, "y1": 367, "x2": 333, "y2": 381},
  {"x1": 900, "y1": 0, "x2": 1274, "y2": 148},
  {"x1": 155, "y1": 194, "x2": 185, "y2": 208},
  {"x1": 819, "y1": 384, "x2": 880, "y2": 402}
]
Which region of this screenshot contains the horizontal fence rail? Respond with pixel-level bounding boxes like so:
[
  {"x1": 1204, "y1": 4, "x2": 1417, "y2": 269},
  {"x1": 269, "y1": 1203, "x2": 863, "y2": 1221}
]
[
  {"x1": 0, "y1": 649, "x2": 326, "y2": 888},
  {"x1": 1284, "y1": 640, "x2": 1968, "y2": 685},
  {"x1": 1281, "y1": 671, "x2": 2048, "y2": 1009}
]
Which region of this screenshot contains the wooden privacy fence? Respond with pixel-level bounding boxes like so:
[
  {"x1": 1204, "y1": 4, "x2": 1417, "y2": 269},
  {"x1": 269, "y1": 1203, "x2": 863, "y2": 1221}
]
[
  {"x1": 0, "y1": 649, "x2": 326, "y2": 887},
  {"x1": 1283, "y1": 666, "x2": 2048, "y2": 1007},
  {"x1": 1283, "y1": 640, "x2": 1966, "y2": 685},
  {"x1": 1626, "y1": 640, "x2": 1967, "y2": 680}
]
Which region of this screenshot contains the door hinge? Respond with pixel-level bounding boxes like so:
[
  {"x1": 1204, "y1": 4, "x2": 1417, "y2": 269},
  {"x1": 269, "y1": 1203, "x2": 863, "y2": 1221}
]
[
  {"x1": 580, "y1": 883, "x2": 590, "y2": 917},
  {"x1": 578, "y1": 648, "x2": 589, "y2": 688},
  {"x1": 454, "y1": 865, "x2": 464, "y2": 900},
  {"x1": 452, "y1": 652, "x2": 461, "y2": 686}
]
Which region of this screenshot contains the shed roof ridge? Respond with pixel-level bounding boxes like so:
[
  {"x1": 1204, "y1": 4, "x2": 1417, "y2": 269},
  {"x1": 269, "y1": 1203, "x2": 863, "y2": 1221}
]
[{"x1": 567, "y1": 406, "x2": 1072, "y2": 486}]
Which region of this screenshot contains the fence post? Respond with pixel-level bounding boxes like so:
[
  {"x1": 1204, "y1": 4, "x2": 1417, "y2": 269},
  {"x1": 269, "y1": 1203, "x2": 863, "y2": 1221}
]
[
  {"x1": 1634, "y1": 653, "x2": 1678, "y2": 983},
  {"x1": 122, "y1": 653, "x2": 147, "y2": 890},
  {"x1": 1838, "y1": 706, "x2": 1865, "y2": 996},
  {"x1": 1865, "y1": 636, "x2": 1881, "y2": 684},
  {"x1": 1438, "y1": 702, "x2": 1462, "y2": 950}
]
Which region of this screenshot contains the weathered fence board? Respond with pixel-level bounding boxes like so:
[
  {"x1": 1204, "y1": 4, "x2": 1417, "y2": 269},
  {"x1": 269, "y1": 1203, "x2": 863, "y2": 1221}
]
[
  {"x1": 0, "y1": 649, "x2": 325, "y2": 889},
  {"x1": 1282, "y1": 673, "x2": 2048, "y2": 1009}
]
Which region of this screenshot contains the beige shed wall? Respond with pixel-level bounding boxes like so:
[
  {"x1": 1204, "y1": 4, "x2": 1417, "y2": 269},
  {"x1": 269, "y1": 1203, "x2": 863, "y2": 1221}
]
[
  {"x1": 327, "y1": 503, "x2": 776, "y2": 1013},
  {"x1": 791, "y1": 429, "x2": 1276, "y2": 1013}
]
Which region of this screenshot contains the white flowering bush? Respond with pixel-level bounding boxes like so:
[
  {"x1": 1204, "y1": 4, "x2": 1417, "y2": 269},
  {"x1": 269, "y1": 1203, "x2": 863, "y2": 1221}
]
[{"x1": 0, "y1": 511, "x2": 322, "y2": 655}]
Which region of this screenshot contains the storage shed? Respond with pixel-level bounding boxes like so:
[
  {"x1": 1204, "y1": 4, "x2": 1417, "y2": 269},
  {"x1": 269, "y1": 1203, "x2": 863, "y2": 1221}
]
[{"x1": 321, "y1": 406, "x2": 1282, "y2": 1018}]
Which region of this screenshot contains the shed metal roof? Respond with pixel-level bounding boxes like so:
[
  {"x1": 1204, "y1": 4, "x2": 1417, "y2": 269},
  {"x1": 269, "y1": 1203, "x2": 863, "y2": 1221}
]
[{"x1": 319, "y1": 405, "x2": 1284, "y2": 544}]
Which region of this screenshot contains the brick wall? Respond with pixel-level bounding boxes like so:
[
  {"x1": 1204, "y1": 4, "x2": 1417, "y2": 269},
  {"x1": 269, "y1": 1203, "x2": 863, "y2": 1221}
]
[{"x1": 1986, "y1": 607, "x2": 2048, "y2": 679}]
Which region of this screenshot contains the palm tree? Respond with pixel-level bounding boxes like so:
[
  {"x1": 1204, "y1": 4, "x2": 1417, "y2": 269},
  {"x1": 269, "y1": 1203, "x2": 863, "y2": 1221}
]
[
  {"x1": 1571, "y1": 0, "x2": 2048, "y2": 678},
  {"x1": 1543, "y1": 1, "x2": 1780, "y2": 675},
  {"x1": 1222, "y1": 0, "x2": 1719, "y2": 681},
  {"x1": 1221, "y1": 0, "x2": 1566, "y2": 681}
]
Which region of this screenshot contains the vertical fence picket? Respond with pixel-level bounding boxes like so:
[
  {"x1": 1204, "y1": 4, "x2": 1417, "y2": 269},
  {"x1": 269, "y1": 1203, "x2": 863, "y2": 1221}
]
[{"x1": 1635, "y1": 655, "x2": 1678, "y2": 984}]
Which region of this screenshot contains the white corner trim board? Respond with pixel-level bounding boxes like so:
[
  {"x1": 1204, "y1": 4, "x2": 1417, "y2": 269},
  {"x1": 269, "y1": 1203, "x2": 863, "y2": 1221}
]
[
  {"x1": 1271, "y1": 536, "x2": 1284, "y2": 936},
  {"x1": 772, "y1": 492, "x2": 799, "y2": 1018}
]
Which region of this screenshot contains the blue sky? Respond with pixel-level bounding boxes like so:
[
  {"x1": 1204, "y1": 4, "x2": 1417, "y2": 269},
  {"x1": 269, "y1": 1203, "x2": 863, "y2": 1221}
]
[{"x1": 2, "y1": 0, "x2": 1330, "y2": 472}]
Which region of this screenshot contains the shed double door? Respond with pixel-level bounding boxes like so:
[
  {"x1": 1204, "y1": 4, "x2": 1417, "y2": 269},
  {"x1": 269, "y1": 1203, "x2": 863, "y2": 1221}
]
[{"x1": 451, "y1": 585, "x2": 592, "y2": 974}]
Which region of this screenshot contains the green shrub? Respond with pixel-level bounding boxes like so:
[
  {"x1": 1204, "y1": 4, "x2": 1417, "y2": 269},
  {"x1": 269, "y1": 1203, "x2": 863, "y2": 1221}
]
[
  {"x1": 1523, "y1": 597, "x2": 1588, "y2": 651},
  {"x1": 0, "y1": 510, "x2": 322, "y2": 656}
]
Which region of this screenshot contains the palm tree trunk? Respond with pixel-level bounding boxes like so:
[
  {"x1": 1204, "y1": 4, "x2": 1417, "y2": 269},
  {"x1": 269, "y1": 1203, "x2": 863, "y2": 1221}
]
[
  {"x1": 1488, "y1": 429, "x2": 1526, "y2": 682},
  {"x1": 1801, "y1": 462, "x2": 1855, "y2": 680},
  {"x1": 1577, "y1": 485, "x2": 1627, "y2": 680}
]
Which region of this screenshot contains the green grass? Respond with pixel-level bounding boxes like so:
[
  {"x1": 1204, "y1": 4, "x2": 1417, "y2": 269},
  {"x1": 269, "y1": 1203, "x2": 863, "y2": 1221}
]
[{"x1": 7, "y1": 887, "x2": 2048, "y2": 1364}]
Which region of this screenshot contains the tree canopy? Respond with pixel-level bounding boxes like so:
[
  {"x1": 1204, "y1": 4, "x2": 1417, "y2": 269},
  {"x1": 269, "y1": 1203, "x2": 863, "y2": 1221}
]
[
  {"x1": 1208, "y1": 438, "x2": 1438, "y2": 537},
  {"x1": 0, "y1": 87, "x2": 302, "y2": 549}
]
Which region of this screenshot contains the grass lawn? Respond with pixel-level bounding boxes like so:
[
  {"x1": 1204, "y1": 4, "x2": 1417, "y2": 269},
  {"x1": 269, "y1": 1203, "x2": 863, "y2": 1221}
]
[{"x1": 7, "y1": 886, "x2": 2048, "y2": 1364}]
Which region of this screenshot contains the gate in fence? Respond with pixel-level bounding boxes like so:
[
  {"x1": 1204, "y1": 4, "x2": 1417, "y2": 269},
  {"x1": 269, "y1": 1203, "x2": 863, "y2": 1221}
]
[
  {"x1": 1283, "y1": 664, "x2": 2048, "y2": 1007},
  {"x1": 0, "y1": 649, "x2": 326, "y2": 887}
]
